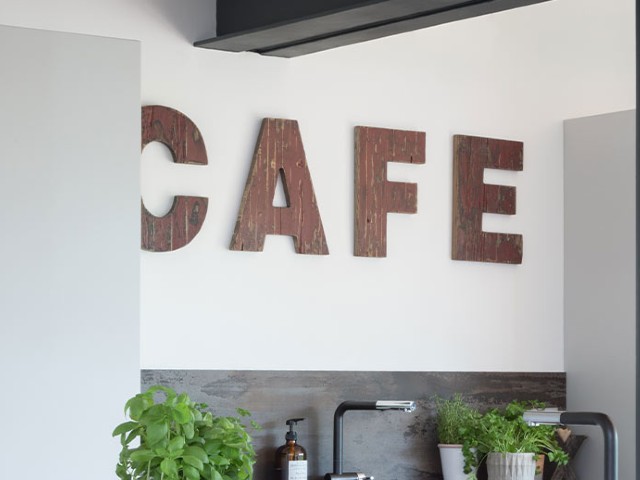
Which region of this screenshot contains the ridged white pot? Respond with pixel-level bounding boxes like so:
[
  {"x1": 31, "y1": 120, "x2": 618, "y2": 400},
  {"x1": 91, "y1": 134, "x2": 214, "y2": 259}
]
[
  {"x1": 486, "y1": 452, "x2": 536, "y2": 480},
  {"x1": 438, "y1": 444, "x2": 475, "y2": 480}
]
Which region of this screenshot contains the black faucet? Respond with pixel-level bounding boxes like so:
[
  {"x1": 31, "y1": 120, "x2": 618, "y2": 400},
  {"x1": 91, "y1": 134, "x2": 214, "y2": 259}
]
[
  {"x1": 523, "y1": 410, "x2": 618, "y2": 480},
  {"x1": 324, "y1": 400, "x2": 416, "y2": 480}
]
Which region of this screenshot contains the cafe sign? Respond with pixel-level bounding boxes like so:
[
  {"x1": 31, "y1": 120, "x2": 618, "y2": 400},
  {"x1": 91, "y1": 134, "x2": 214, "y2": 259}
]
[{"x1": 142, "y1": 105, "x2": 522, "y2": 264}]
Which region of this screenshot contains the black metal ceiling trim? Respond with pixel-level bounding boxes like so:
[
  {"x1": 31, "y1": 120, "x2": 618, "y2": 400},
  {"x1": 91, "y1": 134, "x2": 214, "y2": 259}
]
[{"x1": 195, "y1": 0, "x2": 551, "y2": 57}]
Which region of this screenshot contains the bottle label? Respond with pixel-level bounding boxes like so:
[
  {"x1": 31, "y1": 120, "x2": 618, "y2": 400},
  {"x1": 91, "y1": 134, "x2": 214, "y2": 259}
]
[{"x1": 284, "y1": 460, "x2": 307, "y2": 480}]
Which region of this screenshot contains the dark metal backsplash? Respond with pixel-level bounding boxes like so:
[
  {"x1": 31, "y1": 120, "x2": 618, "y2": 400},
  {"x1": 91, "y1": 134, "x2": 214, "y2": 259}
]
[{"x1": 141, "y1": 370, "x2": 566, "y2": 480}]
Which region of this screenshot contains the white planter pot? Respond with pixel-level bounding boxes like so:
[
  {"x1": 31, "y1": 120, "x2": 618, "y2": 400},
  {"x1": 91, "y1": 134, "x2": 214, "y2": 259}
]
[
  {"x1": 486, "y1": 452, "x2": 537, "y2": 480},
  {"x1": 438, "y1": 444, "x2": 475, "y2": 480}
]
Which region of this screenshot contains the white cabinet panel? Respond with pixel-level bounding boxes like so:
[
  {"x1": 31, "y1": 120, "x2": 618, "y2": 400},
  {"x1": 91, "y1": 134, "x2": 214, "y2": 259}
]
[{"x1": 0, "y1": 26, "x2": 140, "y2": 479}]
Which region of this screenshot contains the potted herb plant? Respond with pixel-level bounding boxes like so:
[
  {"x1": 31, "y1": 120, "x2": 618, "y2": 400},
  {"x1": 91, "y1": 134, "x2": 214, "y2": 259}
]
[
  {"x1": 112, "y1": 385, "x2": 259, "y2": 480},
  {"x1": 475, "y1": 401, "x2": 569, "y2": 480},
  {"x1": 434, "y1": 394, "x2": 481, "y2": 480}
]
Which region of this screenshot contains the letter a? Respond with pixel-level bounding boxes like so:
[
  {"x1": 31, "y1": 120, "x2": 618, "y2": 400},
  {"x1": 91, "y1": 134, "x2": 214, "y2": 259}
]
[{"x1": 230, "y1": 118, "x2": 329, "y2": 254}]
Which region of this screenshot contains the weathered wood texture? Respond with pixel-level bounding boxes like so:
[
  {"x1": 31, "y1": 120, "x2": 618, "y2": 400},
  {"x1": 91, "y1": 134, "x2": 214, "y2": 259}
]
[
  {"x1": 142, "y1": 370, "x2": 565, "y2": 480},
  {"x1": 230, "y1": 118, "x2": 329, "y2": 254},
  {"x1": 141, "y1": 105, "x2": 208, "y2": 252},
  {"x1": 354, "y1": 127, "x2": 426, "y2": 257},
  {"x1": 452, "y1": 135, "x2": 523, "y2": 264}
]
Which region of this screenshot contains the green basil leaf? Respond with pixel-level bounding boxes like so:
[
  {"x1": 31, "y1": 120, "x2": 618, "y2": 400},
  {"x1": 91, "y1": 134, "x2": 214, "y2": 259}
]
[
  {"x1": 201, "y1": 466, "x2": 212, "y2": 480},
  {"x1": 183, "y1": 455, "x2": 204, "y2": 471},
  {"x1": 113, "y1": 421, "x2": 139, "y2": 437},
  {"x1": 123, "y1": 428, "x2": 141, "y2": 446},
  {"x1": 160, "y1": 458, "x2": 179, "y2": 479},
  {"x1": 154, "y1": 447, "x2": 170, "y2": 459},
  {"x1": 211, "y1": 467, "x2": 224, "y2": 480},
  {"x1": 184, "y1": 445, "x2": 208, "y2": 463},
  {"x1": 184, "y1": 465, "x2": 200, "y2": 480},
  {"x1": 211, "y1": 455, "x2": 230, "y2": 466},
  {"x1": 130, "y1": 449, "x2": 156, "y2": 463},
  {"x1": 172, "y1": 403, "x2": 192, "y2": 424},
  {"x1": 146, "y1": 422, "x2": 169, "y2": 446},
  {"x1": 168, "y1": 436, "x2": 185, "y2": 453},
  {"x1": 204, "y1": 440, "x2": 222, "y2": 455},
  {"x1": 183, "y1": 422, "x2": 195, "y2": 440},
  {"x1": 140, "y1": 404, "x2": 169, "y2": 426},
  {"x1": 126, "y1": 396, "x2": 147, "y2": 421}
]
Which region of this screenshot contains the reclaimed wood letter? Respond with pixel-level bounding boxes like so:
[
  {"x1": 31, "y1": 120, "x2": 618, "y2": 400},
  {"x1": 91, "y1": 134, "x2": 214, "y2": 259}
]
[
  {"x1": 354, "y1": 127, "x2": 426, "y2": 257},
  {"x1": 452, "y1": 135, "x2": 523, "y2": 264},
  {"x1": 141, "y1": 105, "x2": 208, "y2": 252},
  {"x1": 230, "y1": 118, "x2": 329, "y2": 254}
]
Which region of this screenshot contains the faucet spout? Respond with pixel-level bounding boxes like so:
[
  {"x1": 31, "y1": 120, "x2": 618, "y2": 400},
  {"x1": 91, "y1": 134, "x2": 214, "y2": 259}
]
[{"x1": 375, "y1": 400, "x2": 416, "y2": 412}]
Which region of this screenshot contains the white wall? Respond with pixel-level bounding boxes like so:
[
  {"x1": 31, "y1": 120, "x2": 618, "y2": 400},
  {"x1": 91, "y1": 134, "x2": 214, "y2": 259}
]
[
  {"x1": 0, "y1": 26, "x2": 140, "y2": 479},
  {"x1": 564, "y1": 110, "x2": 636, "y2": 480},
  {"x1": 0, "y1": 0, "x2": 634, "y2": 372}
]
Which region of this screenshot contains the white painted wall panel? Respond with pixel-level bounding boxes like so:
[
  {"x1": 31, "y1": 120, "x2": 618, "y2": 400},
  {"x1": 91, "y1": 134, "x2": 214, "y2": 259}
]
[
  {"x1": 0, "y1": 26, "x2": 140, "y2": 479},
  {"x1": 564, "y1": 110, "x2": 636, "y2": 480}
]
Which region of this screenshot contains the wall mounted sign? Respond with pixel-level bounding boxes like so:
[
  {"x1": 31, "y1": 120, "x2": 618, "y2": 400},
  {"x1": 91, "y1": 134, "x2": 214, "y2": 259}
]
[
  {"x1": 354, "y1": 126, "x2": 425, "y2": 257},
  {"x1": 451, "y1": 135, "x2": 523, "y2": 264},
  {"x1": 141, "y1": 105, "x2": 523, "y2": 264},
  {"x1": 230, "y1": 118, "x2": 329, "y2": 255},
  {"x1": 141, "y1": 106, "x2": 208, "y2": 252}
]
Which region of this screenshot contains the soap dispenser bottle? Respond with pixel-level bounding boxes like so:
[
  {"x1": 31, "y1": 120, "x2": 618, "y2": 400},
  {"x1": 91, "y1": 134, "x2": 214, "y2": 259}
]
[{"x1": 275, "y1": 418, "x2": 308, "y2": 480}]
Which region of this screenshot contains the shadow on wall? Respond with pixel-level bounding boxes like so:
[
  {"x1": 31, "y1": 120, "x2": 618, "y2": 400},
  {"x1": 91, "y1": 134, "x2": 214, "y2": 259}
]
[
  {"x1": 145, "y1": 0, "x2": 215, "y2": 43},
  {"x1": 141, "y1": 370, "x2": 566, "y2": 480}
]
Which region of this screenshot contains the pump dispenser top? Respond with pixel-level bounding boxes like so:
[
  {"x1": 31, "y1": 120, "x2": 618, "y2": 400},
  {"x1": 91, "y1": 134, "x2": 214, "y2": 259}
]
[{"x1": 285, "y1": 418, "x2": 304, "y2": 441}]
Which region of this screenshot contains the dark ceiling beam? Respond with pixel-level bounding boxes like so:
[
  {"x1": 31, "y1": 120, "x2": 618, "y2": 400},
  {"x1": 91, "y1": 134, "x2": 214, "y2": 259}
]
[{"x1": 195, "y1": 0, "x2": 552, "y2": 58}]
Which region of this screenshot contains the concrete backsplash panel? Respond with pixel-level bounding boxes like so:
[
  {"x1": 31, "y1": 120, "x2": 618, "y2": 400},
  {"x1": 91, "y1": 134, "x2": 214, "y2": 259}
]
[{"x1": 141, "y1": 370, "x2": 566, "y2": 480}]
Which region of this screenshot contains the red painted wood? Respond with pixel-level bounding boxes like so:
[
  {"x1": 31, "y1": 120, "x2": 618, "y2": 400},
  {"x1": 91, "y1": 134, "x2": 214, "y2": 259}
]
[
  {"x1": 354, "y1": 126, "x2": 425, "y2": 257},
  {"x1": 141, "y1": 105, "x2": 208, "y2": 252},
  {"x1": 229, "y1": 118, "x2": 329, "y2": 254},
  {"x1": 452, "y1": 134, "x2": 523, "y2": 264}
]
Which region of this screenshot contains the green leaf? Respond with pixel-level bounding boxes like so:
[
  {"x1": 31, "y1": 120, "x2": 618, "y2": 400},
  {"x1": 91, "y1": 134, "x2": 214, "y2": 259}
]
[
  {"x1": 126, "y1": 396, "x2": 147, "y2": 421},
  {"x1": 140, "y1": 404, "x2": 169, "y2": 425},
  {"x1": 113, "y1": 421, "x2": 140, "y2": 437},
  {"x1": 201, "y1": 466, "x2": 212, "y2": 480},
  {"x1": 218, "y1": 418, "x2": 233, "y2": 429},
  {"x1": 183, "y1": 422, "x2": 195, "y2": 440},
  {"x1": 168, "y1": 435, "x2": 186, "y2": 453},
  {"x1": 184, "y1": 446, "x2": 209, "y2": 464},
  {"x1": 154, "y1": 447, "x2": 171, "y2": 459},
  {"x1": 172, "y1": 403, "x2": 192, "y2": 424},
  {"x1": 211, "y1": 467, "x2": 224, "y2": 480},
  {"x1": 236, "y1": 408, "x2": 251, "y2": 417},
  {"x1": 123, "y1": 428, "x2": 141, "y2": 446},
  {"x1": 184, "y1": 455, "x2": 204, "y2": 471},
  {"x1": 160, "y1": 458, "x2": 179, "y2": 479},
  {"x1": 202, "y1": 412, "x2": 214, "y2": 425},
  {"x1": 221, "y1": 446, "x2": 240, "y2": 459},
  {"x1": 210, "y1": 455, "x2": 230, "y2": 466},
  {"x1": 146, "y1": 422, "x2": 169, "y2": 446},
  {"x1": 184, "y1": 465, "x2": 201, "y2": 480},
  {"x1": 204, "y1": 440, "x2": 222, "y2": 455},
  {"x1": 250, "y1": 420, "x2": 262, "y2": 430},
  {"x1": 130, "y1": 449, "x2": 156, "y2": 463},
  {"x1": 115, "y1": 461, "x2": 128, "y2": 480}
]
